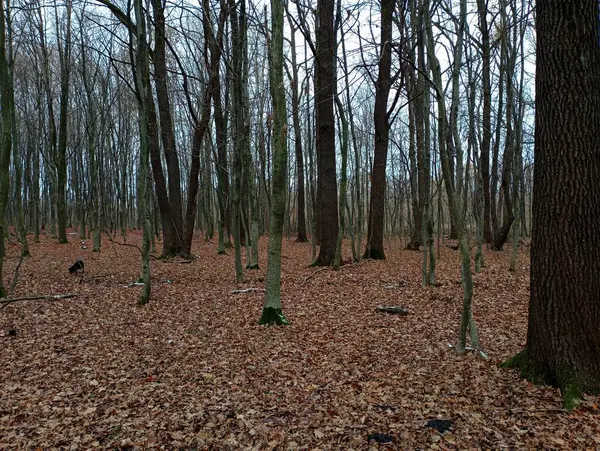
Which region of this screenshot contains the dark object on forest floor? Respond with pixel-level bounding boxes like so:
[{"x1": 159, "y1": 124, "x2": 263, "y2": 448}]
[
  {"x1": 367, "y1": 433, "x2": 394, "y2": 444},
  {"x1": 376, "y1": 305, "x2": 409, "y2": 315},
  {"x1": 427, "y1": 419, "x2": 453, "y2": 433},
  {"x1": 7, "y1": 328, "x2": 17, "y2": 337},
  {"x1": 69, "y1": 260, "x2": 84, "y2": 274}
]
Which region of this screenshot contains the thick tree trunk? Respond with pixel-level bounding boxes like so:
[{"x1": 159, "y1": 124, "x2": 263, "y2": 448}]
[
  {"x1": 508, "y1": 0, "x2": 600, "y2": 407},
  {"x1": 364, "y1": 0, "x2": 393, "y2": 260},
  {"x1": 147, "y1": 98, "x2": 179, "y2": 257},
  {"x1": 151, "y1": 0, "x2": 184, "y2": 252},
  {"x1": 313, "y1": 0, "x2": 338, "y2": 266}
]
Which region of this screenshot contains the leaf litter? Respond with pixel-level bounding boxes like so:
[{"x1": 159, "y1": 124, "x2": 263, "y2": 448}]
[{"x1": 1, "y1": 232, "x2": 599, "y2": 449}]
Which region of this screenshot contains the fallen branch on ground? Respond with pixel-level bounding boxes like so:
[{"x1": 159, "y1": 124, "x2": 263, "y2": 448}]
[
  {"x1": 299, "y1": 267, "x2": 328, "y2": 286},
  {"x1": 0, "y1": 293, "x2": 78, "y2": 309},
  {"x1": 162, "y1": 259, "x2": 193, "y2": 264},
  {"x1": 230, "y1": 288, "x2": 265, "y2": 294},
  {"x1": 376, "y1": 305, "x2": 410, "y2": 315}
]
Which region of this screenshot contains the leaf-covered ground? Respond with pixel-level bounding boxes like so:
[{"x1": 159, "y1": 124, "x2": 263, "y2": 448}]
[{"x1": 1, "y1": 232, "x2": 599, "y2": 449}]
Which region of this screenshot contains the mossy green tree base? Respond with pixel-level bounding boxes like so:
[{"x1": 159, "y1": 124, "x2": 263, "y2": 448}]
[
  {"x1": 501, "y1": 350, "x2": 532, "y2": 378},
  {"x1": 258, "y1": 307, "x2": 289, "y2": 325},
  {"x1": 246, "y1": 263, "x2": 259, "y2": 270},
  {"x1": 502, "y1": 349, "x2": 585, "y2": 410}
]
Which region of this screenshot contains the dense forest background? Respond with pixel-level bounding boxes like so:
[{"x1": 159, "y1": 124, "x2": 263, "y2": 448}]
[
  {"x1": 0, "y1": 0, "x2": 534, "y2": 265},
  {"x1": 2, "y1": 0, "x2": 600, "y2": 447}
]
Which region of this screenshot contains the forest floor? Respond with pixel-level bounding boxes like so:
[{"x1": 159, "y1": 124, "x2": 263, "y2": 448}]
[{"x1": 1, "y1": 230, "x2": 599, "y2": 450}]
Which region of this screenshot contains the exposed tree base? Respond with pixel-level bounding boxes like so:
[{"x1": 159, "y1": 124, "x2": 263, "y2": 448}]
[
  {"x1": 295, "y1": 235, "x2": 309, "y2": 243},
  {"x1": 246, "y1": 263, "x2": 260, "y2": 270},
  {"x1": 159, "y1": 251, "x2": 185, "y2": 260},
  {"x1": 363, "y1": 247, "x2": 386, "y2": 260},
  {"x1": 492, "y1": 216, "x2": 515, "y2": 250},
  {"x1": 258, "y1": 307, "x2": 289, "y2": 325},
  {"x1": 310, "y1": 255, "x2": 334, "y2": 267},
  {"x1": 501, "y1": 349, "x2": 592, "y2": 410}
]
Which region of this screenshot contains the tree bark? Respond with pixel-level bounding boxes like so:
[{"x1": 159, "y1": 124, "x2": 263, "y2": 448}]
[
  {"x1": 286, "y1": 16, "x2": 308, "y2": 243},
  {"x1": 510, "y1": 0, "x2": 600, "y2": 406},
  {"x1": 477, "y1": 0, "x2": 492, "y2": 244},
  {"x1": 364, "y1": 0, "x2": 394, "y2": 260},
  {"x1": 313, "y1": 0, "x2": 338, "y2": 266},
  {"x1": 259, "y1": 0, "x2": 289, "y2": 325},
  {"x1": 54, "y1": 0, "x2": 72, "y2": 244},
  {"x1": 133, "y1": 0, "x2": 152, "y2": 304},
  {"x1": 151, "y1": 0, "x2": 184, "y2": 253},
  {"x1": 181, "y1": 0, "x2": 226, "y2": 258},
  {"x1": 0, "y1": 0, "x2": 13, "y2": 296}
]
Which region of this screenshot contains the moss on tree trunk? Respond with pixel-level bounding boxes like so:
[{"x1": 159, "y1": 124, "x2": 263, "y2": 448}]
[
  {"x1": 258, "y1": 307, "x2": 289, "y2": 326},
  {"x1": 502, "y1": 350, "x2": 590, "y2": 409}
]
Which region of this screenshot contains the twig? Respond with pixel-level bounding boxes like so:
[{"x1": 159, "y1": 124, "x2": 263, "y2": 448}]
[
  {"x1": 299, "y1": 267, "x2": 328, "y2": 286},
  {"x1": 0, "y1": 293, "x2": 78, "y2": 309},
  {"x1": 162, "y1": 259, "x2": 193, "y2": 264},
  {"x1": 124, "y1": 282, "x2": 145, "y2": 288},
  {"x1": 104, "y1": 231, "x2": 159, "y2": 260},
  {"x1": 230, "y1": 288, "x2": 264, "y2": 294}
]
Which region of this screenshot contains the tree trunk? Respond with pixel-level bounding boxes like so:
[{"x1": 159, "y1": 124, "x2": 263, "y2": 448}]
[
  {"x1": 506, "y1": 0, "x2": 600, "y2": 408},
  {"x1": 228, "y1": 0, "x2": 249, "y2": 283},
  {"x1": 286, "y1": 16, "x2": 308, "y2": 243},
  {"x1": 6, "y1": 10, "x2": 28, "y2": 257},
  {"x1": 364, "y1": 0, "x2": 394, "y2": 260},
  {"x1": 213, "y1": 45, "x2": 230, "y2": 254},
  {"x1": 259, "y1": 0, "x2": 288, "y2": 325},
  {"x1": 133, "y1": 0, "x2": 152, "y2": 304},
  {"x1": 426, "y1": 0, "x2": 479, "y2": 354},
  {"x1": 181, "y1": 0, "x2": 225, "y2": 258},
  {"x1": 151, "y1": 0, "x2": 184, "y2": 253},
  {"x1": 477, "y1": 0, "x2": 492, "y2": 244},
  {"x1": 55, "y1": 0, "x2": 72, "y2": 244},
  {"x1": 313, "y1": 0, "x2": 338, "y2": 266},
  {"x1": 0, "y1": 0, "x2": 13, "y2": 296},
  {"x1": 405, "y1": 0, "x2": 423, "y2": 251}
]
